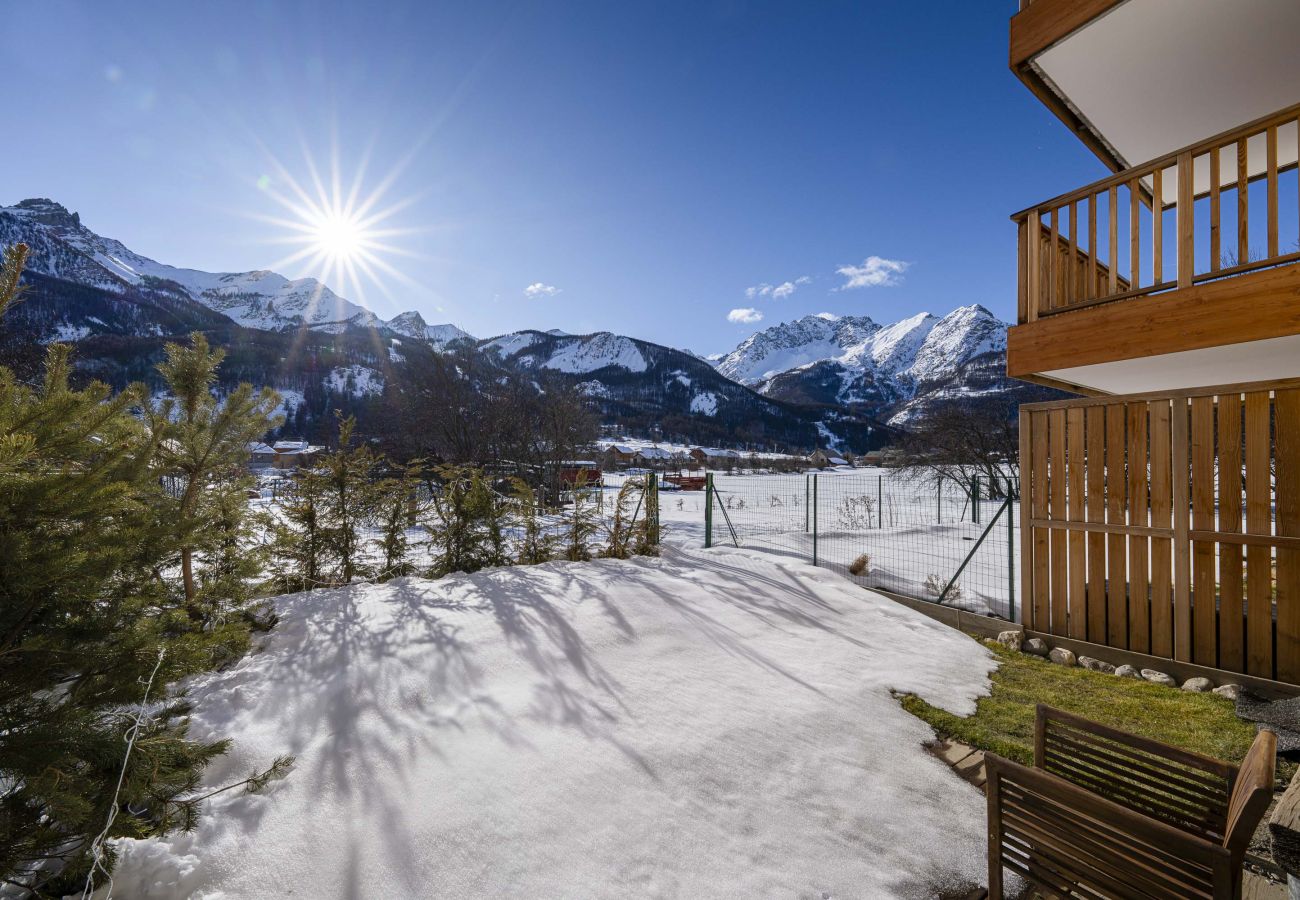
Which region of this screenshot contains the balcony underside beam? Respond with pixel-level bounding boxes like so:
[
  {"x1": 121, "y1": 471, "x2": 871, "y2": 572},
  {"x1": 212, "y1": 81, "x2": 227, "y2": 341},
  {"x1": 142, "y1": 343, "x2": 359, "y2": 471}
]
[{"x1": 1007, "y1": 263, "x2": 1300, "y2": 380}]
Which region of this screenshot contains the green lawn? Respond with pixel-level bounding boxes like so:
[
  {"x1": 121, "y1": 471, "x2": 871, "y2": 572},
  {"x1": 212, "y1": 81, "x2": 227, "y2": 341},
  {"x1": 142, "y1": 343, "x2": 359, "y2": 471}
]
[{"x1": 900, "y1": 641, "x2": 1266, "y2": 769}]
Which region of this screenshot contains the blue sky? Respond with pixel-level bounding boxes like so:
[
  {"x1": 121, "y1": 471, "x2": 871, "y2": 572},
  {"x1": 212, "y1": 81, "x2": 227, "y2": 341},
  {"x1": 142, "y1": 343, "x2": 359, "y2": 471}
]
[{"x1": 3, "y1": 1, "x2": 1108, "y2": 354}]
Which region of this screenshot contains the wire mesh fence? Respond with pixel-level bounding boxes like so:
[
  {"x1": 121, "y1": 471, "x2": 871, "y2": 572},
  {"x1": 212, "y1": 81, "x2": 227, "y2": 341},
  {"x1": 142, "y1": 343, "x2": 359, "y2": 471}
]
[{"x1": 704, "y1": 471, "x2": 1020, "y2": 621}]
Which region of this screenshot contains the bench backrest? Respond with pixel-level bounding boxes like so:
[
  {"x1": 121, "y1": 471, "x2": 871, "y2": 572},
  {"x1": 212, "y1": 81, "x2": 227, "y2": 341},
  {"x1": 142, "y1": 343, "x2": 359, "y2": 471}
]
[{"x1": 1035, "y1": 704, "x2": 1238, "y2": 841}]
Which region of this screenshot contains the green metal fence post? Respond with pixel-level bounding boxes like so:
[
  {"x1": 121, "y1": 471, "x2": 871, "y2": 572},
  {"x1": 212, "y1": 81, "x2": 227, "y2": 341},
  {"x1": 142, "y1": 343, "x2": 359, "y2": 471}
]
[
  {"x1": 804, "y1": 474, "x2": 810, "y2": 532},
  {"x1": 648, "y1": 472, "x2": 659, "y2": 546},
  {"x1": 973, "y1": 475, "x2": 981, "y2": 525},
  {"x1": 937, "y1": 476, "x2": 942, "y2": 525},
  {"x1": 1007, "y1": 475, "x2": 1016, "y2": 623},
  {"x1": 878, "y1": 474, "x2": 883, "y2": 529},
  {"x1": 812, "y1": 473, "x2": 819, "y2": 566},
  {"x1": 704, "y1": 473, "x2": 713, "y2": 549}
]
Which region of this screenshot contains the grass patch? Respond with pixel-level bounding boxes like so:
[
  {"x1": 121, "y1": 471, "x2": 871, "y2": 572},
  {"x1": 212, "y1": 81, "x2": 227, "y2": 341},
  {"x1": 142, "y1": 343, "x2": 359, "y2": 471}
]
[{"x1": 900, "y1": 641, "x2": 1265, "y2": 769}]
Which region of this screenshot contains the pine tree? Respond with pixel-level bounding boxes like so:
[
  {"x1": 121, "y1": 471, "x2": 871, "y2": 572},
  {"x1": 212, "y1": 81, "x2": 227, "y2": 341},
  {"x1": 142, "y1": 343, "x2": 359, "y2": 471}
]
[
  {"x1": 0, "y1": 249, "x2": 287, "y2": 893},
  {"x1": 267, "y1": 462, "x2": 331, "y2": 591},
  {"x1": 268, "y1": 415, "x2": 383, "y2": 587},
  {"x1": 425, "y1": 464, "x2": 496, "y2": 576},
  {"x1": 317, "y1": 414, "x2": 380, "y2": 583},
  {"x1": 561, "y1": 473, "x2": 600, "y2": 562},
  {"x1": 510, "y1": 478, "x2": 556, "y2": 565},
  {"x1": 374, "y1": 462, "x2": 419, "y2": 580},
  {"x1": 151, "y1": 332, "x2": 281, "y2": 618},
  {"x1": 480, "y1": 478, "x2": 514, "y2": 570},
  {"x1": 0, "y1": 243, "x2": 28, "y2": 317},
  {"x1": 601, "y1": 480, "x2": 639, "y2": 559}
]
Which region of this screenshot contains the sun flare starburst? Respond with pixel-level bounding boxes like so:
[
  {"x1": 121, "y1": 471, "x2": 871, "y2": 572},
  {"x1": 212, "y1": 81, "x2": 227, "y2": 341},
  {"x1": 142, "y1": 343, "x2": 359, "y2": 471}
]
[{"x1": 252, "y1": 142, "x2": 424, "y2": 316}]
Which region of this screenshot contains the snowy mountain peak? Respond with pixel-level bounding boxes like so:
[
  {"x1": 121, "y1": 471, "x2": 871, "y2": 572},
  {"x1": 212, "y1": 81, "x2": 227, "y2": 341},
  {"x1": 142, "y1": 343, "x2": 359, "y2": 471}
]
[
  {"x1": 9, "y1": 198, "x2": 82, "y2": 229},
  {"x1": 483, "y1": 329, "x2": 649, "y2": 374},
  {"x1": 718, "y1": 304, "x2": 1008, "y2": 418},
  {"x1": 0, "y1": 198, "x2": 463, "y2": 344},
  {"x1": 715, "y1": 313, "x2": 879, "y2": 385},
  {"x1": 385, "y1": 310, "x2": 474, "y2": 347}
]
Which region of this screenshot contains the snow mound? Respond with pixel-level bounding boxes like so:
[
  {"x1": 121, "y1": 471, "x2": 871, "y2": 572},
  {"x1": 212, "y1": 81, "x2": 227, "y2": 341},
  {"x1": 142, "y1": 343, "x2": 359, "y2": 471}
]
[{"x1": 103, "y1": 549, "x2": 994, "y2": 898}]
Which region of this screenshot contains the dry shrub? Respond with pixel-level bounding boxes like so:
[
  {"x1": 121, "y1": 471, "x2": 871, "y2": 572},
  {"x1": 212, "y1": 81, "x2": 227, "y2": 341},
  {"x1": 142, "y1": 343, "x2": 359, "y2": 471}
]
[
  {"x1": 924, "y1": 573, "x2": 962, "y2": 601},
  {"x1": 848, "y1": 553, "x2": 870, "y2": 576}
]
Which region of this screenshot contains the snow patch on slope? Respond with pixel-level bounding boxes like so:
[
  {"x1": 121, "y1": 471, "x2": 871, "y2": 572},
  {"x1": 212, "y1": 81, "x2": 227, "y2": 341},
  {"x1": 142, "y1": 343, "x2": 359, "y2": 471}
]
[
  {"x1": 689, "y1": 391, "x2": 719, "y2": 416},
  {"x1": 323, "y1": 365, "x2": 384, "y2": 397},
  {"x1": 483, "y1": 331, "x2": 543, "y2": 358}
]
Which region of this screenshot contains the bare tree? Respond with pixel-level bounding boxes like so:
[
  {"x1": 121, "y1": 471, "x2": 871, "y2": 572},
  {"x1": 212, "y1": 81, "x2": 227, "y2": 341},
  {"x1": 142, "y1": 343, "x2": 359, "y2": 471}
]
[{"x1": 896, "y1": 397, "x2": 1020, "y2": 499}]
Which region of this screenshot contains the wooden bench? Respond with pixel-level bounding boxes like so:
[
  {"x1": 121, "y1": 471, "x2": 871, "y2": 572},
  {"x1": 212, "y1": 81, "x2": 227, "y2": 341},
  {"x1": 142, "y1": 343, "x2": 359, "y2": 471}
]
[{"x1": 985, "y1": 704, "x2": 1276, "y2": 899}]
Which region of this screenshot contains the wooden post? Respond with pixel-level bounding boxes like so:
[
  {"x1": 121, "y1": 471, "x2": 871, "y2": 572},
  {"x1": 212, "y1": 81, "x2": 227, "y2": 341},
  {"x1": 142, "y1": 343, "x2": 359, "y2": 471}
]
[
  {"x1": 1210, "y1": 145, "x2": 1221, "y2": 272},
  {"x1": 1177, "y1": 151, "x2": 1194, "y2": 288},
  {"x1": 1026, "y1": 210, "x2": 1041, "y2": 321},
  {"x1": 1017, "y1": 218, "x2": 1028, "y2": 323},
  {"x1": 1172, "y1": 399, "x2": 1192, "y2": 661}
]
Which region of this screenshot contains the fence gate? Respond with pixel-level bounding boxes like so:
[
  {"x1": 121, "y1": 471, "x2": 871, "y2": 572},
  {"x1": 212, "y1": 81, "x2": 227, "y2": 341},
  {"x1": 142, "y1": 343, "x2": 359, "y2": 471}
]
[{"x1": 1019, "y1": 381, "x2": 1300, "y2": 683}]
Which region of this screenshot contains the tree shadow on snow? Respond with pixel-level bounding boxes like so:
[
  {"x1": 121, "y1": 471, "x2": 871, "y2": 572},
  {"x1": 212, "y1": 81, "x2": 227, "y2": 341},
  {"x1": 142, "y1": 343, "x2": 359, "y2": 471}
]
[{"x1": 238, "y1": 551, "x2": 907, "y2": 891}]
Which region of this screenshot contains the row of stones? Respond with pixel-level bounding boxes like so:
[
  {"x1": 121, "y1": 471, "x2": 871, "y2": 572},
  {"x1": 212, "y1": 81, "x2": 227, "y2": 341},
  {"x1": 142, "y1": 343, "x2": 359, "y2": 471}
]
[{"x1": 994, "y1": 631, "x2": 1242, "y2": 700}]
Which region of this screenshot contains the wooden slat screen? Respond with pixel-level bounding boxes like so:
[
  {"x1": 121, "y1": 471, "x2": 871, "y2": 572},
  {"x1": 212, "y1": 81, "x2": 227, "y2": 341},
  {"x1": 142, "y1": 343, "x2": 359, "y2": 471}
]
[{"x1": 1021, "y1": 382, "x2": 1300, "y2": 684}]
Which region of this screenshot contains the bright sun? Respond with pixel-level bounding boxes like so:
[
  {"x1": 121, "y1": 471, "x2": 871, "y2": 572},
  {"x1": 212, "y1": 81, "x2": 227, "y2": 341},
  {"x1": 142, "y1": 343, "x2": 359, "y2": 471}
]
[
  {"x1": 310, "y1": 210, "x2": 367, "y2": 261},
  {"x1": 253, "y1": 145, "x2": 419, "y2": 311}
]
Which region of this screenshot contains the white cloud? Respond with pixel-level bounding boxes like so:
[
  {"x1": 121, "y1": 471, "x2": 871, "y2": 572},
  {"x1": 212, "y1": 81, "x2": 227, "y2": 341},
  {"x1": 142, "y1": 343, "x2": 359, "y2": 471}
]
[
  {"x1": 835, "y1": 256, "x2": 909, "y2": 290},
  {"x1": 524, "y1": 282, "x2": 561, "y2": 298},
  {"x1": 727, "y1": 307, "x2": 764, "y2": 324},
  {"x1": 745, "y1": 275, "x2": 810, "y2": 300}
]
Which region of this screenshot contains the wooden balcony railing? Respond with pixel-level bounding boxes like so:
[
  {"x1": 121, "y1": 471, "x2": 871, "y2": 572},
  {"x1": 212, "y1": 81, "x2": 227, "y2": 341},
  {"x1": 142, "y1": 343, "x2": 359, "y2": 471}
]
[{"x1": 1015, "y1": 102, "x2": 1300, "y2": 323}]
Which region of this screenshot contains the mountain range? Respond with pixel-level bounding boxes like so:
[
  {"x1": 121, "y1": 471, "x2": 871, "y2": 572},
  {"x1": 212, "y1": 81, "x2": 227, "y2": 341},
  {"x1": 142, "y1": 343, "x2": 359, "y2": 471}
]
[
  {"x1": 0, "y1": 198, "x2": 1060, "y2": 452},
  {"x1": 716, "y1": 305, "x2": 1020, "y2": 425}
]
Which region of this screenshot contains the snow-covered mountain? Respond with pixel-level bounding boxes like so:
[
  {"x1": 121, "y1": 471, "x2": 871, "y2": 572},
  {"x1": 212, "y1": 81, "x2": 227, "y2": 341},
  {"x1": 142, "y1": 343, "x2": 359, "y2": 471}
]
[
  {"x1": 480, "y1": 329, "x2": 895, "y2": 452},
  {"x1": 0, "y1": 198, "x2": 469, "y2": 341},
  {"x1": 716, "y1": 306, "x2": 1011, "y2": 424},
  {"x1": 0, "y1": 195, "x2": 1054, "y2": 451},
  {"x1": 385, "y1": 310, "x2": 474, "y2": 349}
]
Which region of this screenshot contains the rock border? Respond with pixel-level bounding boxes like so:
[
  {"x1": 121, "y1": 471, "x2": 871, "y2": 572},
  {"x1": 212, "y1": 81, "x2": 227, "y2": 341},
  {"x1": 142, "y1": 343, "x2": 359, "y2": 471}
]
[{"x1": 992, "y1": 630, "x2": 1241, "y2": 699}]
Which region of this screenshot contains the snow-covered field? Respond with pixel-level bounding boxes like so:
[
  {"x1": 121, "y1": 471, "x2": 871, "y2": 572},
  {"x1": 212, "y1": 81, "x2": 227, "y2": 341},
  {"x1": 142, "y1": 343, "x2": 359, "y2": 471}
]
[{"x1": 103, "y1": 547, "x2": 995, "y2": 899}]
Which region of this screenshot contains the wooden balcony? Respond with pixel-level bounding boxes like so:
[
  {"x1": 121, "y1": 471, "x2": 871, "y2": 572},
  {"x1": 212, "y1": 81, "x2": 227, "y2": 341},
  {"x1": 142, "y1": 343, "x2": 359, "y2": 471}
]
[{"x1": 1008, "y1": 102, "x2": 1300, "y2": 393}]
